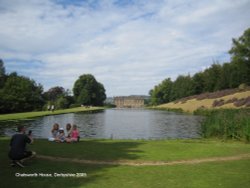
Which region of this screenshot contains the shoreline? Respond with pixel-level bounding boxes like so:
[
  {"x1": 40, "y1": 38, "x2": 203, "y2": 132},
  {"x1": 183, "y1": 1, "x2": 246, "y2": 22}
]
[{"x1": 0, "y1": 107, "x2": 105, "y2": 121}]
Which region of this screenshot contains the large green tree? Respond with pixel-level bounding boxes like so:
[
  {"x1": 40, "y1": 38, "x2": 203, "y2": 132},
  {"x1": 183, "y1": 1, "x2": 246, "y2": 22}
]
[
  {"x1": 43, "y1": 86, "x2": 74, "y2": 109},
  {"x1": 202, "y1": 63, "x2": 222, "y2": 92},
  {"x1": 170, "y1": 75, "x2": 195, "y2": 101},
  {"x1": 73, "y1": 74, "x2": 106, "y2": 106},
  {"x1": 192, "y1": 72, "x2": 205, "y2": 94},
  {"x1": 0, "y1": 72, "x2": 44, "y2": 113},
  {"x1": 229, "y1": 28, "x2": 250, "y2": 85},
  {"x1": 149, "y1": 78, "x2": 173, "y2": 105},
  {"x1": 0, "y1": 59, "x2": 6, "y2": 88},
  {"x1": 0, "y1": 59, "x2": 5, "y2": 77},
  {"x1": 43, "y1": 86, "x2": 66, "y2": 101}
]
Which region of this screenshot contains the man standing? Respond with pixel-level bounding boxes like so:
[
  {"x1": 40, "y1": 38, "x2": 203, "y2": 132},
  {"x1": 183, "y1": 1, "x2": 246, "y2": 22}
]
[
  {"x1": 51, "y1": 105, "x2": 55, "y2": 112},
  {"x1": 9, "y1": 125, "x2": 36, "y2": 167}
]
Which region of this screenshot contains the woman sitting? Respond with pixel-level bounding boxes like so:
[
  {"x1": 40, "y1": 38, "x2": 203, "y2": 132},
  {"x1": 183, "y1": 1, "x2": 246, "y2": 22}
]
[
  {"x1": 65, "y1": 123, "x2": 72, "y2": 138},
  {"x1": 48, "y1": 123, "x2": 59, "y2": 141}
]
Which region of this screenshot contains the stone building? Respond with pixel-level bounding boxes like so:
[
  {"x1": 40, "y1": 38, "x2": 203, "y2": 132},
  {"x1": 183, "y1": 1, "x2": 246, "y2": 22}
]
[{"x1": 114, "y1": 96, "x2": 145, "y2": 108}]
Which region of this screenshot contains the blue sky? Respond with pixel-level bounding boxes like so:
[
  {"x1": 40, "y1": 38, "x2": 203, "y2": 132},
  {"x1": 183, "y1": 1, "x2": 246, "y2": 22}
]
[{"x1": 0, "y1": 0, "x2": 250, "y2": 96}]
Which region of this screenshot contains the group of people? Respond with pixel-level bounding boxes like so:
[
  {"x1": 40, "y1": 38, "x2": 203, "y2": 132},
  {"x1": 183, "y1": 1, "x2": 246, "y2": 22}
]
[
  {"x1": 50, "y1": 123, "x2": 80, "y2": 143},
  {"x1": 8, "y1": 123, "x2": 80, "y2": 168},
  {"x1": 47, "y1": 105, "x2": 55, "y2": 112}
]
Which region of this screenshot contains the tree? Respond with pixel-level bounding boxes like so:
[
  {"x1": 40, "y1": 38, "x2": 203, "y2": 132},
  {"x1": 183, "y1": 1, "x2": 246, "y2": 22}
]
[
  {"x1": 95, "y1": 82, "x2": 106, "y2": 106},
  {"x1": 0, "y1": 59, "x2": 5, "y2": 77},
  {"x1": 73, "y1": 74, "x2": 106, "y2": 106},
  {"x1": 55, "y1": 96, "x2": 69, "y2": 109},
  {"x1": 43, "y1": 87, "x2": 75, "y2": 109},
  {"x1": 149, "y1": 78, "x2": 173, "y2": 105},
  {"x1": 43, "y1": 86, "x2": 66, "y2": 102},
  {"x1": 150, "y1": 85, "x2": 164, "y2": 105},
  {"x1": 170, "y1": 75, "x2": 194, "y2": 100},
  {"x1": 229, "y1": 28, "x2": 250, "y2": 85},
  {"x1": 0, "y1": 73, "x2": 44, "y2": 113},
  {"x1": 192, "y1": 72, "x2": 205, "y2": 94},
  {"x1": 202, "y1": 63, "x2": 222, "y2": 92},
  {"x1": 161, "y1": 78, "x2": 173, "y2": 103},
  {"x1": 0, "y1": 59, "x2": 6, "y2": 88}
]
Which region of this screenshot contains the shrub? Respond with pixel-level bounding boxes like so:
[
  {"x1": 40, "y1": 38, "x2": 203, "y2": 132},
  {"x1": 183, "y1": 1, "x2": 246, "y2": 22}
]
[
  {"x1": 195, "y1": 109, "x2": 250, "y2": 142},
  {"x1": 212, "y1": 99, "x2": 225, "y2": 107},
  {"x1": 238, "y1": 83, "x2": 248, "y2": 90}
]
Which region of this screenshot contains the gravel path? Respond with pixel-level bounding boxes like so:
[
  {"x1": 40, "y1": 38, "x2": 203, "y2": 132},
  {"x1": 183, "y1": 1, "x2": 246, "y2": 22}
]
[{"x1": 37, "y1": 153, "x2": 250, "y2": 166}]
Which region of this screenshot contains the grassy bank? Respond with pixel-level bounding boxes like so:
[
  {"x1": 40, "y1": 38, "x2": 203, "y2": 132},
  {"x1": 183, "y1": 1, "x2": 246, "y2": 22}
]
[
  {"x1": 147, "y1": 106, "x2": 184, "y2": 113},
  {"x1": 0, "y1": 138, "x2": 250, "y2": 188},
  {"x1": 0, "y1": 107, "x2": 105, "y2": 121},
  {"x1": 195, "y1": 109, "x2": 250, "y2": 142},
  {"x1": 152, "y1": 89, "x2": 250, "y2": 142},
  {"x1": 157, "y1": 90, "x2": 250, "y2": 113}
]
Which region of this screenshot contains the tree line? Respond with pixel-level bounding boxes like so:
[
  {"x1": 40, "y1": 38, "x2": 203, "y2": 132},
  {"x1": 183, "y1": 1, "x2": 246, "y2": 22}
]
[
  {"x1": 149, "y1": 28, "x2": 250, "y2": 105},
  {"x1": 0, "y1": 61, "x2": 106, "y2": 114}
]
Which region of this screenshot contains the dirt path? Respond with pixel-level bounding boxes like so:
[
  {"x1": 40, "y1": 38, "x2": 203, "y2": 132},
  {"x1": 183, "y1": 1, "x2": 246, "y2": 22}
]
[{"x1": 37, "y1": 153, "x2": 250, "y2": 166}]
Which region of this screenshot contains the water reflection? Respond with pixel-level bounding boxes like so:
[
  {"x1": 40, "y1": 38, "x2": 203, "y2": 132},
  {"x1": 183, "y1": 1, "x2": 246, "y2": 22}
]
[{"x1": 0, "y1": 109, "x2": 203, "y2": 139}]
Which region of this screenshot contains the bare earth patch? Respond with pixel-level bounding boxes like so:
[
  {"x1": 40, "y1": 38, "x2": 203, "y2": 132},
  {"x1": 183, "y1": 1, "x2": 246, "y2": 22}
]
[{"x1": 37, "y1": 153, "x2": 250, "y2": 166}]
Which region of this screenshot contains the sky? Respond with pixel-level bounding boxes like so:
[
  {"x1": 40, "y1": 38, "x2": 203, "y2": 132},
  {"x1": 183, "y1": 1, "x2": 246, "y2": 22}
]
[{"x1": 0, "y1": 0, "x2": 250, "y2": 97}]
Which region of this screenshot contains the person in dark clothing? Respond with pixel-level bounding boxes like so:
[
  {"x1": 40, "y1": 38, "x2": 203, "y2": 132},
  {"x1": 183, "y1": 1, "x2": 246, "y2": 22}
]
[{"x1": 9, "y1": 125, "x2": 36, "y2": 167}]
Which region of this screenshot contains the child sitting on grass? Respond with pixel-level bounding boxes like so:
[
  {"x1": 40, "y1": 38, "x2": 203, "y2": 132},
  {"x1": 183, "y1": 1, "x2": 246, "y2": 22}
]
[
  {"x1": 69, "y1": 124, "x2": 80, "y2": 143},
  {"x1": 57, "y1": 128, "x2": 66, "y2": 143}
]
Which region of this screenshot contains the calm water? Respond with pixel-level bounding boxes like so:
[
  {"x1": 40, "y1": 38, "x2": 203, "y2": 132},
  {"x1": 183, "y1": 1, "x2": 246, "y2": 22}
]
[{"x1": 0, "y1": 109, "x2": 203, "y2": 139}]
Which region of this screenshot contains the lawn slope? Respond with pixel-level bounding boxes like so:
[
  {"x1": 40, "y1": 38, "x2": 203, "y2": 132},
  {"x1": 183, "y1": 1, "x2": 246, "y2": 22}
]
[{"x1": 157, "y1": 88, "x2": 250, "y2": 113}]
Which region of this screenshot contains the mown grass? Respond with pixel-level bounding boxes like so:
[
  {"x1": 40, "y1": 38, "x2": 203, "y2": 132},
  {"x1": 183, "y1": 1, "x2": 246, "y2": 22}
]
[
  {"x1": 195, "y1": 109, "x2": 250, "y2": 142},
  {"x1": 28, "y1": 139, "x2": 250, "y2": 161},
  {"x1": 0, "y1": 138, "x2": 250, "y2": 188},
  {"x1": 0, "y1": 107, "x2": 105, "y2": 121}
]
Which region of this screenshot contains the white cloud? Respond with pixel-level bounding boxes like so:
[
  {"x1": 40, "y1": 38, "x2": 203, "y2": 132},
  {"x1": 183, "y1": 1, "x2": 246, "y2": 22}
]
[{"x1": 1, "y1": 0, "x2": 250, "y2": 96}]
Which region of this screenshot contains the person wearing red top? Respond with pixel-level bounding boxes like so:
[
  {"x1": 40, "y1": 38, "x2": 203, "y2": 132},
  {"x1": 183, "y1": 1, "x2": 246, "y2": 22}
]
[{"x1": 70, "y1": 124, "x2": 80, "y2": 142}]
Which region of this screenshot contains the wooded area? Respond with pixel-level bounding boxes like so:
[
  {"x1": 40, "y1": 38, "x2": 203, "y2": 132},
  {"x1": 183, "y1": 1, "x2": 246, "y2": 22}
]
[
  {"x1": 0, "y1": 62, "x2": 106, "y2": 114},
  {"x1": 150, "y1": 28, "x2": 250, "y2": 105}
]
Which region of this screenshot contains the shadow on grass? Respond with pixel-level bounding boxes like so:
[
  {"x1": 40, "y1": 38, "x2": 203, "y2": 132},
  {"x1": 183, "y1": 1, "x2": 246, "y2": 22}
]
[{"x1": 0, "y1": 137, "x2": 144, "y2": 188}]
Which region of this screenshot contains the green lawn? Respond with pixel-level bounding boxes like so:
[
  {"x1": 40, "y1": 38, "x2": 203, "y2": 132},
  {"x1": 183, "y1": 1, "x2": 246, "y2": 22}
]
[
  {"x1": 30, "y1": 139, "x2": 250, "y2": 162},
  {"x1": 0, "y1": 138, "x2": 250, "y2": 188},
  {"x1": 0, "y1": 107, "x2": 105, "y2": 121}
]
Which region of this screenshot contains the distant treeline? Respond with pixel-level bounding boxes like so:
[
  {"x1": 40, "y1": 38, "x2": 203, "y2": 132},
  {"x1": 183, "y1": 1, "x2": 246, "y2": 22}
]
[
  {"x1": 150, "y1": 28, "x2": 250, "y2": 105},
  {"x1": 0, "y1": 61, "x2": 106, "y2": 114}
]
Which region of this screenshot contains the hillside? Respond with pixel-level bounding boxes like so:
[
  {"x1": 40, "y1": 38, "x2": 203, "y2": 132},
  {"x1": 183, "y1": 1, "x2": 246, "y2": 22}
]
[{"x1": 157, "y1": 88, "x2": 250, "y2": 113}]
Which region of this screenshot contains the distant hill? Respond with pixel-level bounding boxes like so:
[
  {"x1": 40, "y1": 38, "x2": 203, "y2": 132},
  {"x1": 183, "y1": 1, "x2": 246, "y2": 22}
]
[{"x1": 156, "y1": 88, "x2": 250, "y2": 113}]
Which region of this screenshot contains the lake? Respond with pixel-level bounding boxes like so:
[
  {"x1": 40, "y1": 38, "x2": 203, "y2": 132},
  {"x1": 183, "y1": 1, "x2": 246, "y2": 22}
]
[{"x1": 0, "y1": 109, "x2": 203, "y2": 139}]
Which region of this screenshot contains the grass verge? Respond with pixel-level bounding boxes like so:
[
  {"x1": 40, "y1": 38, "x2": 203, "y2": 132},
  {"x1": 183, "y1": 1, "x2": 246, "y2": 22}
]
[{"x1": 0, "y1": 107, "x2": 105, "y2": 121}]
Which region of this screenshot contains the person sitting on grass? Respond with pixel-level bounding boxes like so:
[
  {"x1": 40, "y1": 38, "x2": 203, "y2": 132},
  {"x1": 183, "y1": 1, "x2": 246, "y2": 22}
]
[
  {"x1": 57, "y1": 127, "x2": 66, "y2": 143},
  {"x1": 65, "y1": 123, "x2": 72, "y2": 138},
  {"x1": 8, "y1": 125, "x2": 36, "y2": 168},
  {"x1": 69, "y1": 124, "x2": 80, "y2": 142},
  {"x1": 48, "y1": 123, "x2": 59, "y2": 141}
]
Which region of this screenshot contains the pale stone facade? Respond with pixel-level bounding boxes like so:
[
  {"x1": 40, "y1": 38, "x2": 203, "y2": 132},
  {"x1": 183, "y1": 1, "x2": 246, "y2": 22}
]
[{"x1": 114, "y1": 96, "x2": 145, "y2": 108}]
